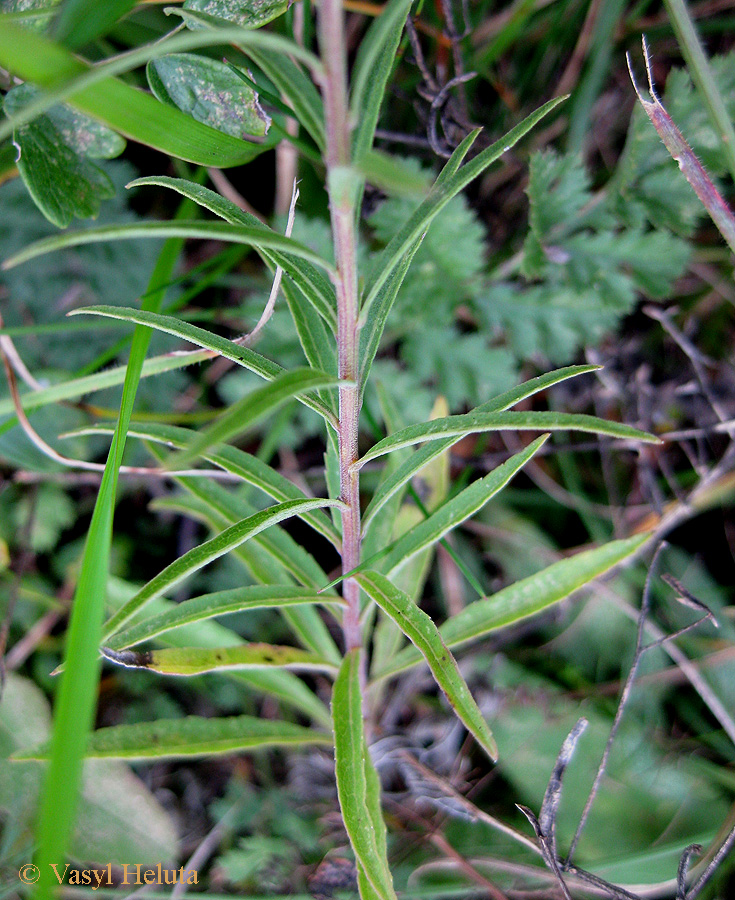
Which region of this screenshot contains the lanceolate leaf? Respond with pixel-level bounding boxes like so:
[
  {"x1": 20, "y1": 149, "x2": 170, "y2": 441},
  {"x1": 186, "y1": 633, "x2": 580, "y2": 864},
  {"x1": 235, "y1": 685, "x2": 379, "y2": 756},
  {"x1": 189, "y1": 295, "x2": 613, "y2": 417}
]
[
  {"x1": 147, "y1": 53, "x2": 271, "y2": 138},
  {"x1": 2, "y1": 220, "x2": 335, "y2": 274},
  {"x1": 15, "y1": 714, "x2": 332, "y2": 761},
  {"x1": 374, "y1": 533, "x2": 651, "y2": 680},
  {"x1": 107, "y1": 586, "x2": 344, "y2": 651},
  {"x1": 332, "y1": 651, "x2": 397, "y2": 900},
  {"x1": 101, "y1": 643, "x2": 337, "y2": 676},
  {"x1": 170, "y1": 368, "x2": 341, "y2": 467},
  {"x1": 64, "y1": 306, "x2": 339, "y2": 428},
  {"x1": 380, "y1": 436, "x2": 547, "y2": 575},
  {"x1": 362, "y1": 365, "x2": 600, "y2": 530},
  {"x1": 128, "y1": 176, "x2": 337, "y2": 330},
  {"x1": 357, "y1": 410, "x2": 658, "y2": 468},
  {"x1": 101, "y1": 497, "x2": 342, "y2": 641},
  {"x1": 355, "y1": 571, "x2": 498, "y2": 761},
  {"x1": 361, "y1": 96, "x2": 567, "y2": 317}
]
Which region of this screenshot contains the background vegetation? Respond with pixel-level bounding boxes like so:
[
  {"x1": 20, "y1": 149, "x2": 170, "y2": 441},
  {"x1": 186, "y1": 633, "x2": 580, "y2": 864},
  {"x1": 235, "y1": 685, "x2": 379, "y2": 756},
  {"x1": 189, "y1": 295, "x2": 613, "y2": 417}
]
[{"x1": 1, "y1": 1, "x2": 734, "y2": 898}]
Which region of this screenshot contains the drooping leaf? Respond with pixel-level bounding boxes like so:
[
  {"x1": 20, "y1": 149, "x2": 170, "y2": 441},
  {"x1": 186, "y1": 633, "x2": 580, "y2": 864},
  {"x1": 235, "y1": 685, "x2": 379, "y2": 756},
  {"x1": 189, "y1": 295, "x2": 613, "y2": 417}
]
[
  {"x1": 374, "y1": 534, "x2": 651, "y2": 680},
  {"x1": 332, "y1": 651, "x2": 397, "y2": 900},
  {"x1": 147, "y1": 53, "x2": 271, "y2": 138},
  {"x1": 15, "y1": 714, "x2": 332, "y2": 761},
  {"x1": 357, "y1": 410, "x2": 658, "y2": 468},
  {"x1": 101, "y1": 643, "x2": 337, "y2": 676},
  {"x1": 107, "y1": 586, "x2": 344, "y2": 651},
  {"x1": 379, "y1": 436, "x2": 547, "y2": 575},
  {"x1": 356, "y1": 571, "x2": 498, "y2": 761},
  {"x1": 101, "y1": 497, "x2": 342, "y2": 640}
]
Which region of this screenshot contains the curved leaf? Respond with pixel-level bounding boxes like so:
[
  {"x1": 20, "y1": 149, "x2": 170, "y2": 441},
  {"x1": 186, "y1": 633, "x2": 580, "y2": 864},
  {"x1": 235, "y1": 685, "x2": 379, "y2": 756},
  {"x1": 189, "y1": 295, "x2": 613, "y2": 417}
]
[
  {"x1": 15, "y1": 714, "x2": 331, "y2": 761},
  {"x1": 102, "y1": 497, "x2": 342, "y2": 641},
  {"x1": 107, "y1": 586, "x2": 345, "y2": 651},
  {"x1": 333, "y1": 651, "x2": 397, "y2": 900},
  {"x1": 374, "y1": 533, "x2": 651, "y2": 680},
  {"x1": 3, "y1": 220, "x2": 335, "y2": 273},
  {"x1": 101, "y1": 643, "x2": 337, "y2": 676},
  {"x1": 357, "y1": 410, "x2": 659, "y2": 468},
  {"x1": 356, "y1": 571, "x2": 498, "y2": 761},
  {"x1": 182, "y1": 0, "x2": 289, "y2": 29}
]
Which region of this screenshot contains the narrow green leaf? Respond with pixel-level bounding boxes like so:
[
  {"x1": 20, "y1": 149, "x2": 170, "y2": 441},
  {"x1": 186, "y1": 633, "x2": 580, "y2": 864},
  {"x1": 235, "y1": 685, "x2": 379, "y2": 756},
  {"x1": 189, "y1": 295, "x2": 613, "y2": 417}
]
[
  {"x1": 73, "y1": 420, "x2": 342, "y2": 548},
  {"x1": 170, "y1": 367, "x2": 341, "y2": 467},
  {"x1": 107, "y1": 586, "x2": 345, "y2": 651},
  {"x1": 350, "y1": 0, "x2": 414, "y2": 163},
  {"x1": 3, "y1": 219, "x2": 334, "y2": 274},
  {"x1": 102, "y1": 497, "x2": 342, "y2": 641},
  {"x1": 0, "y1": 19, "x2": 279, "y2": 166},
  {"x1": 375, "y1": 534, "x2": 651, "y2": 680},
  {"x1": 128, "y1": 176, "x2": 337, "y2": 330},
  {"x1": 362, "y1": 365, "x2": 600, "y2": 530},
  {"x1": 380, "y1": 436, "x2": 547, "y2": 575},
  {"x1": 361, "y1": 97, "x2": 566, "y2": 318},
  {"x1": 147, "y1": 53, "x2": 270, "y2": 138},
  {"x1": 333, "y1": 651, "x2": 397, "y2": 900},
  {"x1": 357, "y1": 410, "x2": 659, "y2": 468},
  {"x1": 356, "y1": 571, "x2": 497, "y2": 761},
  {"x1": 63, "y1": 306, "x2": 338, "y2": 428},
  {"x1": 16, "y1": 714, "x2": 331, "y2": 761},
  {"x1": 101, "y1": 643, "x2": 337, "y2": 676}
]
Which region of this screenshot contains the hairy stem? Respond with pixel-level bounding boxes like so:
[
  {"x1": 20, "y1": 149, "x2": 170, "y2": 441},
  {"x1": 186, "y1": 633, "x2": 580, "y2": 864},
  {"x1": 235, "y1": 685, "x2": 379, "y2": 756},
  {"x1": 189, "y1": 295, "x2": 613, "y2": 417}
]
[{"x1": 318, "y1": 0, "x2": 362, "y2": 654}]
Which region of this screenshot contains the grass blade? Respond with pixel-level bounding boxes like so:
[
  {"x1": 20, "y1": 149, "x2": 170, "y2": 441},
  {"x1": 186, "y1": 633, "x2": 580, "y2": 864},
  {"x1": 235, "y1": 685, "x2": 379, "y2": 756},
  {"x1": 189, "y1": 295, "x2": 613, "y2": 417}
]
[
  {"x1": 3, "y1": 220, "x2": 334, "y2": 274},
  {"x1": 101, "y1": 497, "x2": 342, "y2": 641},
  {"x1": 362, "y1": 365, "x2": 599, "y2": 530},
  {"x1": 356, "y1": 571, "x2": 498, "y2": 761},
  {"x1": 357, "y1": 410, "x2": 659, "y2": 468},
  {"x1": 379, "y1": 436, "x2": 547, "y2": 574},
  {"x1": 333, "y1": 651, "x2": 398, "y2": 900},
  {"x1": 374, "y1": 533, "x2": 651, "y2": 680},
  {"x1": 107, "y1": 586, "x2": 344, "y2": 650},
  {"x1": 16, "y1": 714, "x2": 331, "y2": 762},
  {"x1": 101, "y1": 643, "x2": 337, "y2": 676},
  {"x1": 28, "y1": 199, "x2": 194, "y2": 900}
]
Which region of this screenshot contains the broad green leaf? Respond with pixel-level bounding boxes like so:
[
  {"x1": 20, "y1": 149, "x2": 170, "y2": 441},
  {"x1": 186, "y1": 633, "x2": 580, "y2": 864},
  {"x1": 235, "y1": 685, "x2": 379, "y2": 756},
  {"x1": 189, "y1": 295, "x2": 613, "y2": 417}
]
[
  {"x1": 4, "y1": 82, "x2": 123, "y2": 227},
  {"x1": 380, "y1": 436, "x2": 547, "y2": 575},
  {"x1": 101, "y1": 643, "x2": 337, "y2": 676},
  {"x1": 74, "y1": 420, "x2": 341, "y2": 548},
  {"x1": 102, "y1": 497, "x2": 342, "y2": 640},
  {"x1": 0, "y1": 19, "x2": 279, "y2": 166},
  {"x1": 147, "y1": 53, "x2": 270, "y2": 138},
  {"x1": 357, "y1": 410, "x2": 659, "y2": 468},
  {"x1": 356, "y1": 571, "x2": 498, "y2": 761},
  {"x1": 361, "y1": 97, "x2": 567, "y2": 318},
  {"x1": 63, "y1": 306, "x2": 339, "y2": 428},
  {"x1": 332, "y1": 651, "x2": 397, "y2": 900},
  {"x1": 128, "y1": 176, "x2": 337, "y2": 330},
  {"x1": 15, "y1": 714, "x2": 331, "y2": 761},
  {"x1": 362, "y1": 365, "x2": 600, "y2": 529},
  {"x1": 3, "y1": 219, "x2": 335, "y2": 273},
  {"x1": 183, "y1": 0, "x2": 289, "y2": 29},
  {"x1": 53, "y1": 0, "x2": 136, "y2": 49},
  {"x1": 0, "y1": 0, "x2": 61, "y2": 32},
  {"x1": 350, "y1": 0, "x2": 414, "y2": 163},
  {"x1": 170, "y1": 367, "x2": 341, "y2": 467},
  {"x1": 374, "y1": 534, "x2": 651, "y2": 680},
  {"x1": 107, "y1": 586, "x2": 345, "y2": 650}
]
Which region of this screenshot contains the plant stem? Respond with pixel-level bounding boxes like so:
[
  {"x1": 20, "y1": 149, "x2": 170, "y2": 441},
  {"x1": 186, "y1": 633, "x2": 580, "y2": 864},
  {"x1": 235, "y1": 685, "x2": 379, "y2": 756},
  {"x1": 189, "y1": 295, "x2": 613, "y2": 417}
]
[{"x1": 318, "y1": 0, "x2": 363, "y2": 654}]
